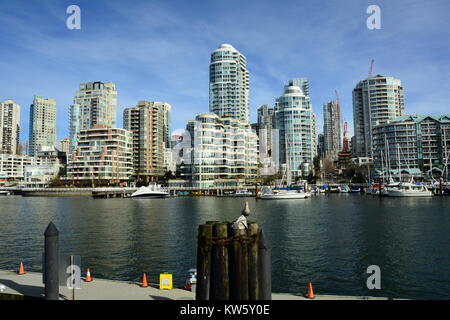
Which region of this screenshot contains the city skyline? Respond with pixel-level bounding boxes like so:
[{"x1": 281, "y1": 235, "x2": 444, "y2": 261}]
[{"x1": 1, "y1": 0, "x2": 449, "y2": 142}]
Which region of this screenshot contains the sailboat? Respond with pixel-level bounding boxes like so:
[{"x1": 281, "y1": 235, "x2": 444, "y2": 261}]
[{"x1": 260, "y1": 133, "x2": 309, "y2": 200}]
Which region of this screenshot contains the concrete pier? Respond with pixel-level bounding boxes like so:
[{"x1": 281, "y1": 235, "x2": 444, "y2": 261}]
[{"x1": 0, "y1": 270, "x2": 394, "y2": 300}]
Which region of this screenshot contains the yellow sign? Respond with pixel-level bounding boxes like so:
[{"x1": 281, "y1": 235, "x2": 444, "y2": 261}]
[{"x1": 159, "y1": 273, "x2": 173, "y2": 290}]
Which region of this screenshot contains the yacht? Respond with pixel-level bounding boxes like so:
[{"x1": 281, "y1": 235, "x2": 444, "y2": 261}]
[
  {"x1": 328, "y1": 184, "x2": 341, "y2": 193},
  {"x1": 260, "y1": 188, "x2": 309, "y2": 200},
  {"x1": 130, "y1": 183, "x2": 169, "y2": 198},
  {"x1": 387, "y1": 182, "x2": 433, "y2": 197},
  {"x1": 232, "y1": 189, "x2": 253, "y2": 197}
]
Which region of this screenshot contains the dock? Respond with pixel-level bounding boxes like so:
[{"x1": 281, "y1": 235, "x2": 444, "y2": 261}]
[{"x1": 0, "y1": 270, "x2": 393, "y2": 300}]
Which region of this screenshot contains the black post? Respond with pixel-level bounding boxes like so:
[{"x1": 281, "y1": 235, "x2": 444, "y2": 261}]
[
  {"x1": 196, "y1": 224, "x2": 212, "y2": 300},
  {"x1": 44, "y1": 222, "x2": 59, "y2": 300},
  {"x1": 258, "y1": 229, "x2": 271, "y2": 300}
]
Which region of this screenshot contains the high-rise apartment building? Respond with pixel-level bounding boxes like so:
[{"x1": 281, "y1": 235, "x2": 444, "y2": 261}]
[
  {"x1": 180, "y1": 113, "x2": 258, "y2": 188},
  {"x1": 209, "y1": 44, "x2": 249, "y2": 123},
  {"x1": 257, "y1": 104, "x2": 275, "y2": 153},
  {"x1": 67, "y1": 125, "x2": 133, "y2": 183},
  {"x1": 69, "y1": 81, "x2": 117, "y2": 153},
  {"x1": 28, "y1": 95, "x2": 56, "y2": 156},
  {"x1": 323, "y1": 100, "x2": 342, "y2": 160},
  {"x1": 274, "y1": 79, "x2": 317, "y2": 181},
  {"x1": 0, "y1": 99, "x2": 20, "y2": 154},
  {"x1": 352, "y1": 75, "x2": 404, "y2": 158},
  {"x1": 123, "y1": 101, "x2": 171, "y2": 180}
]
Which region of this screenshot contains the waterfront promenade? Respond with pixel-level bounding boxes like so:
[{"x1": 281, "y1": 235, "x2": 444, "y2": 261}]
[{"x1": 0, "y1": 270, "x2": 391, "y2": 300}]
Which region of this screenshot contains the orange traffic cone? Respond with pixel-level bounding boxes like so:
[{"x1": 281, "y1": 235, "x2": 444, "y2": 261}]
[
  {"x1": 307, "y1": 282, "x2": 315, "y2": 299},
  {"x1": 17, "y1": 262, "x2": 26, "y2": 275},
  {"x1": 85, "y1": 268, "x2": 93, "y2": 282},
  {"x1": 141, "y1": 273, "x2": 148, "y2": 288}
]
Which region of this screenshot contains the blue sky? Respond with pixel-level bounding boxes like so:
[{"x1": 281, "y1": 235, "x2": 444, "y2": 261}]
[{"x1": 1, "y1": 0, "x2": 449, "y2": 143}]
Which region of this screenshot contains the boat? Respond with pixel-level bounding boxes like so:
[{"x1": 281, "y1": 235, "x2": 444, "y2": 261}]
[
  {"x1": 260, "y1": 188, "x2": 309, "y2": 200},
  {"x1": 350, "y1": 186, "x2": 361, "y2": 193},
  {"x1": 130, "y1": 183, "x2": 169, "y2": 198},
  {"x1": 340, "y1": 184, "x2": 350, "y2": 193},
  {"x1": 232, "y1": 189, "x2": 253, "y2": 197},
  {"x1": 381, "y1": 182, "x2": 400, "y2": 196},
  {"x1": 0, "y1": 190, "x2": 10, "y2": 196},
  {"x1": 328, "y1": 184, "x2": 341, "y2": 193},
  {"x1": 386, "y1": 182, "x2": 433, "y2": 197}
]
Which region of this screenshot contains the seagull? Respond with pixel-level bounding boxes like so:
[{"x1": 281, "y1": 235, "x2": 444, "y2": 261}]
[{"x1": 232, "y1": 202, "x2": 250, "y2": 230}]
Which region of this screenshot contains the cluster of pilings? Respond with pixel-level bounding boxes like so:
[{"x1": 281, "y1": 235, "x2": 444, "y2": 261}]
[{"x1": 196, "y1": 220, "x2": 271, "y2": 300}]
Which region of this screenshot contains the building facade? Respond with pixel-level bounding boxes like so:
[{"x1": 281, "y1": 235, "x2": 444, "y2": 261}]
[
  {"x1": 123, "y1": 101, "x2": 171, "y2": 180},
  {"x1": 179, "y1": 113, "x2": 258, "y2": 188},
  {"x1": 69, "y1": 81, "x2": 117, "y2": 153},
  {"x1": 28, "y1": 96, "x2": 56, "y2": 156},
  {"x1": 0, "y1": 99, "x2": 20, "y2": 154},
  {"x1": 257, "y1": 104, "x2": 275, "y2": 156},
  {"x1": 323, "y1": 100, "x2": 342, "y2": 160},
  {"x1": 67, "y1": 125, "x2": 133, "y2": 184},
  {"x1": 209, "y1": 44, "x2": 249, "y2": 123},
  {"x1": 352, "y1": 75, "x2": 404, "y2": 158},
  {"x1": 274, "y1": 79, "x2": 317, "y2": 181},
  {"x1": 372, "y1": 115, "x2": 450, "y2": 177},
  {"x1": 0, "y1": 154, "x2": 35, "y2": 181}
]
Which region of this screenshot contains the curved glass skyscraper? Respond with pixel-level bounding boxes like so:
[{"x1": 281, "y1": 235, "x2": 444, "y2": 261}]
[
  {"x1": 209, "y1": 44, "x2": 249, "y2": 123},
  {"x1": 274, "y1": 79, "x2": 317, "y2": 181}
]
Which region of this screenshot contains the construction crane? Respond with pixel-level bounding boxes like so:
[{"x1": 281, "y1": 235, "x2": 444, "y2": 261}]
[{"x1": 368, "y1": 59, "x2": 375, "y2": 77}]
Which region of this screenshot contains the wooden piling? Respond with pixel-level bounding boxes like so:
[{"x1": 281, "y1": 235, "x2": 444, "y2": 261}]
[
  {"x1": 211, "y1": 223, "x2": 229, "y2": 300},
  {"x1": 228, "y1": 224, "x2": 249, "y2": 300},
  {"x1": 247, "y1": 221, "x2": 259, "y2": 300},
  {"x1": 196, "y1": 224, "x2": 213, "y2": 300}
]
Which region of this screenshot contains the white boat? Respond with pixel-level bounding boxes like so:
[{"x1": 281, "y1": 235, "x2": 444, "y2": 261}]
[
  {"x1": 131, "y1": 183, "x2": 169, "y2": 198},
  {"x1": 260, "y1": 189, "x2": 309, "y2": 200},
  {"x1": 232, "y1": 189, "x2": 253, "y2": 197},
  {"x1": 0, "y1": 190, "x2": 10, "y2": 196},
  {"x1": 387, "y1": 182, "x2": 433, "y2": 197}
]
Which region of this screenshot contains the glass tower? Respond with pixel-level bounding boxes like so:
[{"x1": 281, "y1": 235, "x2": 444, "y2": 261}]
[
  {"x1": 69, "y1": 81, "x2": 117, "y2": 153},
  {"x1": 209, "y1": 44, "x2": 249, "y2": 123},
  {"x1": 274, "y1": 79, "x2": 317, "y2": 181}
]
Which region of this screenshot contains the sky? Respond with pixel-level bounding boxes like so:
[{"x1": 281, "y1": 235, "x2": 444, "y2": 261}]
[{"x1": 1, "y1": 0, "x2": 449, "y2": 143}]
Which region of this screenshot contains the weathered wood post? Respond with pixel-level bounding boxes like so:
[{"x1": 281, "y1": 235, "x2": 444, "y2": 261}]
[
  {"x1": 228, "y1": 203, "x2": 250, "y2": 300},
  {"x1": 258, "y1": 229, "x2": 271, "y2": 300},
  {"x1": 211, "y1": 222, "x2": 229, "y2": 300},
  {"x1": 44, "y1": 222, "x2": 59, "y2": 300},
  {"x1": 196, "y1": 224, "x2": 213, "y2": 300},
  {"x1": 247, "y1": 221, "x2": 259, "y2": 300}
]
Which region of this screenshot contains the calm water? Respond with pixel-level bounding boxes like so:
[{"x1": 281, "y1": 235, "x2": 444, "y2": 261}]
[{"x1": 0, "y1": 194, "x2": 449, "y2": 299}]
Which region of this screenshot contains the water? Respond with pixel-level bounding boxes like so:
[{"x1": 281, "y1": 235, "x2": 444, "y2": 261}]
[{"x1": 0, "y1": 194, "x2": 449, "y2": 299}]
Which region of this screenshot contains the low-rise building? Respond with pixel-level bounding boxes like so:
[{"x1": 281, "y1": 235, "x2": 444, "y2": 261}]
[{"x1": 372, "y1": 114, "x2": 450, "y2": 177}]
